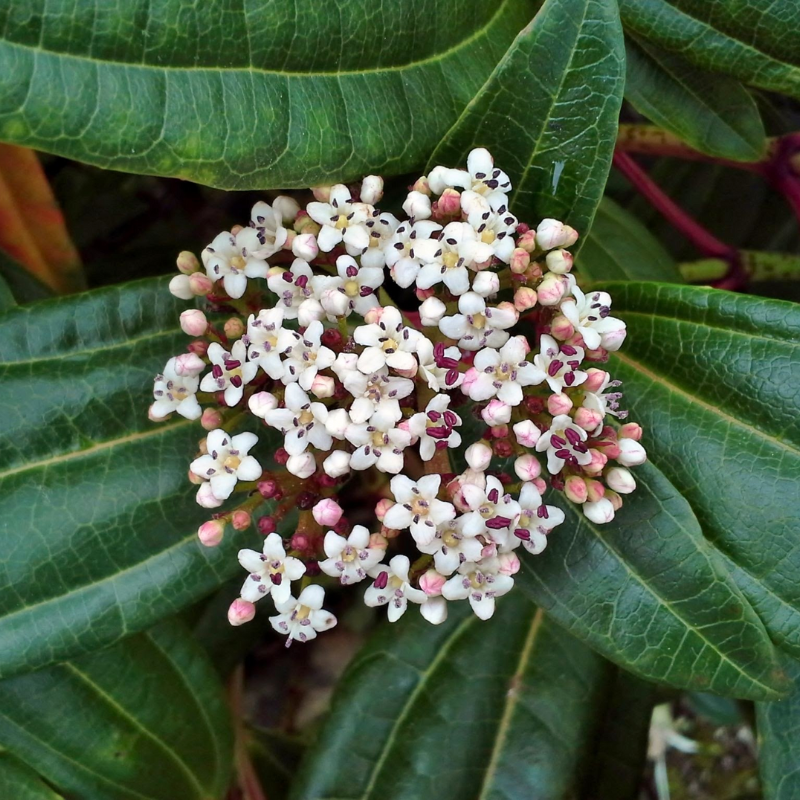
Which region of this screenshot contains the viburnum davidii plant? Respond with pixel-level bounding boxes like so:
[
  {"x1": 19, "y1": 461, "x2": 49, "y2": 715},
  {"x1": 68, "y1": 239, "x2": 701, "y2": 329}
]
[{"x1": 152, "y1": 149, "x2": 647, "y2": 644}]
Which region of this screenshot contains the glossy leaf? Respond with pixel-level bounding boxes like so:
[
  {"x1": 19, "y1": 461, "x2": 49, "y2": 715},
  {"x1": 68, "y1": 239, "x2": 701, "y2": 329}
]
[
  {"x1": 624, "y1": 36, "x2": 766, "y2": 161},
  {"x1": 619, "y1": 0, "x2": 800, "y2": 100},
  {"x1": 0, "y1": 0, "x2": 535, "y2": 189},
  {"x1": 580, "y1": 197, "x2": 682, "y2": 282},
  {"x1": 429, "y1": 0, "x2": 625, "y2": 240},
  {"x1": 517, "y1": 461, "x2": 788, "y2": 699},
  {"x1": 291, "y1": 593, "x2": 615, "y2": 800},
  {"x1": 0, "y1": 277, "x2": 277, "y2": 678},
  {"x1": 0, "y1": 620, "x2": 233, "y2": 800},
  {"x1": 603, "y1": 283, "x2": 800, "y2": 659},
  {"x1": 0, "y1": 754, "x2": 64, "y2": 800}
]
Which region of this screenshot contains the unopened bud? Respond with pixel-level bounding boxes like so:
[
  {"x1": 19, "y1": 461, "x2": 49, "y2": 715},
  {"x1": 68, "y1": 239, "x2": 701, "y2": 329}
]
[
  {"x1": 536, "y1": 275, "x2": 566, "y2": 306},
  {"x1": 188, "y1": 469, "x2": 204, "y2": 485},
  {"x1": 606, "y1": 490, "x2": 623, "y2": 511},
  {"x1": 481, "y1": 399, "x2": 511, "y2": 426},
  {"x1": 311, "y1": 185, "x2": 331, "y2": 202},
  {"x1": 619, "y1": 422, "x2": 643, "y2": 441},
  {"x1": 490, "y1": 424, "x2": 509, "y2": 440},
  {"x1": 223, "y1": 317, "x2": 244, "y2": 339},
  {"x1": 231, "y1": 510, "x2": 252, "y2": 531},
  {"x1": 201, "y1": 408, "x2": 224, "y2": 431},
  {"x1": 369, "y1": 533, "x2": 389, "y2": 550},
  {"x1": 436, "y1": 188, "x2": 462, "y2": 218},
  {"x1": 549, "y1": 314, "x2": 574, "y2": 341},
  {"x1": 294, "y1": 213, "x2": 321, "y2": 237},
  {"x1": 582, "y1": 368, "x2": 609, "y2": 393},
  {"x1": 462, "y1": 442, "x2": 490, "y2": 471},
  {"x1": 174, "y1": 352, "x2": 205, "y2": 377},
  {"x1": 196, "y1": 482, "x2": 223, "y2": 509},
  {"x1": 257, "y1": 515, "x2": 276, "y2": 535},
  {"x1": 189, "y1": 272, "x2": 214, "y2": 295},
  {"x1": 517, "y1": 230, "x2": 536, "y2": 253},
  {"x1": 574, "y1": 407, "x2": 603, "y2": 432},
  {"x1": 514, "y1": 454, "x2": 542, "y2": 482},
  {"x1": 198, "y1": 520, "x2": 225, "y2": 546},
  {"x1": 512, "y1": 420, "x2": 541, "y2": 448},
  {"x1": 585, "y1": 479, "x2": 606, "y2": 503},
  {"x1": 188, "y1": 339, "x2": 209, "y2": 357},
  {"x1": 420, "y1": 570, "x2": 446, "y2": 596},
  {"x1": 169, "y1": 274, "x2": 194, "y2": 300},
  {"x1": 292, "y1": 232, "x2": 319, "y2": 261},
  {"x1": 148, "y1": 403, "x2": 169, "y2": 422},
  {"x1": 497, "y1": 552, "x2": 521, "y2": 576},
  {"x1": 272, "y1": 195, "x2": 300, "y2": 223},
  {"x1": 617, "y1": 438, "x2": 647, "y2": 467},
  {"x1": 180, "y1": 309, "x2": 208, "y2": 336},
  {"x1": 473, "y1": 271, "x2": 500, "y2": 298},
  {"x1": 258, "y1": 479, "x2": 278, "y2": 499},
  {"x1": 419, "y1": 296, "x2": 446, "y2": 326},
  {"x1": 403, "y1": 190, "x2": 432, "y2": 220},
  {"x1": 513, "y1": 287, "x2": 537, "y2": 311},
  {"x1": 177, "y1": 250, "x2": 200, "y2": 274},
  {"x1": 312, "y1": 498, "x2": 344, "y2": 527},
  {"x1": 510, "y1": 247, "x2": 531, "y2": 274},
  {"x1": 537, "y1": 219, "x2": 579, "y2": 250},
  {"x1": 310, "y1": 374, "x2": 335, "y2": 399},
  {"x1": 415, "y1": 286, "x2": 436, "y2": 301},
  {"x1": 323, "y1": 450, "x2": 351, "y2": 478},
  {"x1": 583, "y1": 448, "x2": 608, "y2": 476},
  {"x1": 583, "y1": 497, "x2": 615, "y2": 524},
  {"x1": 287, "y1": 452, "x2": 316, "y2": 479},
  {"x1": 248, "y1": 392, "x2": 278, "y2": 419},
  {"x1": 228, "y1": 599, "x2": 256, "y2": 626},
  {"x1": 606, "y1": 466, "x2": 636, "y2": 494},
  {"x1": 547, "y1": 393, "x2": 573, "y2": 416},
  {"x1": 545, "y1": 248, "x2": 573, "y2": 274},
  {"x1": 360, "y1": 175, "x2": 384, "y2": 205},
  {"x1": 564, "y1": 475, "x2": 588, "y2": 504},
  {"x1": 363, "y1": 306, "x2": 384, "y2": 325}
]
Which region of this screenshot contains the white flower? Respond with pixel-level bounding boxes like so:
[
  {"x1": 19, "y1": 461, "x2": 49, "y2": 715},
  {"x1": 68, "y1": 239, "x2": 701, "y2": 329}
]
[
  {"x1": 346, "y1": 415, "x2": 412, "y2": 474},
  {"x1": 467, "y1": 200, "x2": 517, "y2": 263},
  {"x1": 417, "y1": 516, "x2": 483, "y2": 576},
  {"x1": 361, "y1": 211, "x2": 400, "y2": 269},
  {"x1": 249, "y1": 200, "x2": 290, "y2": 258},
  {"x1": 323, "y1": 450, "x2": 351, "y2": 478},
  {"x1": 270, "y1": 585, "x2": 337, "y2": 646},
  {"x1": 402, "y1": 190, "x2": 432, "y2": 220},
  {"x1": 439, "y1": 292, "x2": 518, "y2": 351},
  {"x1": 341, "y1": 366, "x2": 413, "y2": 427},
  {"x1": 267, "y1": 259, "x2": 316, "y2": 319},
  {"x1": 532, "y1": 335, "x2": 587, "y2": 393},
  {"x1": 364, "y1": 555, "x2": 427, "y2": 622},
  {"x1": 465, "y1": 336, "x2": 545, "y2": 405},
  {"x1": 382, "y1": 474, "x2": 456, "y2": 546},
  {"x1": 536, "y1": 218, "x2": 578, "y2": 250},
  {"x1": 360, "y1": 175, "x2": 384, "y2": 205},
  {"x1": 536, "y1": 414, "x2": 593, "y2": 474},
  {"x1": 151, "y1": 357, "x2": 202, "y2": 420},
  {"x1": 238, "y1": 532, "x2": 306, "y2": 605},
  {"x1": 354, "y1": 306, "x2": 422, "y2": 373},
  {"x1": 287, "y1": 452, "x2": 317, "y2": 479},
  {"x1": 460, "y1": 475, "x2": 521, "y2": 547},
  {"x1": 442, "y1": 557, "x2": 514, "y2": 620},
  {"x1": 319, "y1": 525, "x2": 384, "y2": 585},
  {"x1": 511, "y1": 482, "x2": 565, "y2": 555},
  {"x1": 306, "y1": 184, "x2": 373, "y2": 254},
  {"x1": 408, "y1": 394, "x2": 462, "y2": 461},
  {"x1": 385, "y1": 220, "x2": 442, "y2": 288},
  {"x1": 617, "y1": 437, "x2": 647, "y2": 467},
  {"x1": 202, "y1": 229, "x2": 269, "y2": 299},
  {"x1": 190, "y1": 430, "x2": 262, "y2": 500},
  {"x1": 583, "y1": 498, "x2": 615, "y2": 524},
  {"x1": 263, "y1": 383, "x2": 332, "y2": 456},
  {"x1": 200, "y1": 341, "x2": 258, "y2": 406},
  {"x1": 416, "y1": 338, "x2": 463, "y2": 391},
  {"x1": 326, "y1": 254, "x2": 384, "y2": 317},
  {"x1": 582, "y1": 373, "x2": 626, "y2": 432},
  {"x1": 428, "y1": 148, "x2": 512, "y2": 207},
  {"x1": 244, "y1": 307, "x2": 293, "y2": 380},
  {"x1": 280, "y1": 320, "x2": 336, "y2": 391},
  {"x1": 560, "y1": 287, "x2": 626, "y2": 351}
]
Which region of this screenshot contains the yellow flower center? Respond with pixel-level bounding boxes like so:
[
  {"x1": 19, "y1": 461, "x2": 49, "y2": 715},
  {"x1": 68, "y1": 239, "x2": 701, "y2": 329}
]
[
  {"x1": 298, "y1": 409, "x2": 315, "y2": 426},
  {"x1": 223, "y1": 455, "x2": 242, "y2": 471},
  {"x1": 381, "y1": 338, "x2": 398, "y2": 352},
  {"x1": 230, "y1": 255, "x2": 247, "y2": 270},
  {"x1": 334, "y1": 214, "x2": 349, "y2": 230},
  {"x1": 341, "y1": 545, "x2": 358, "y2": 563},
  {"x1": 442, "y1": 252, "x2": 459, "y2": 269},
  {"x1": 344, "y1": 279, "x2": 360, "y2": 297},
  {"x1": 410, "y1": 498, "x2": 429, "y2": 517},
  {"x1": 442, "y1": 529, "x2": 460, "y2": 548},
  {"x1": 471, "y1": 313, "x2": 487, "y2": 330},
  {"x1": 481, "y1": 230, "x2": 496, "y2": 244}
]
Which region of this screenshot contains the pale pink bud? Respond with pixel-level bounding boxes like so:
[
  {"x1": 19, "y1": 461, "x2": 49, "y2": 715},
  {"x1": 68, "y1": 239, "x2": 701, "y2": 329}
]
[
  {"x1": 311, "y1": 185, "x2": 331, "y2": 202},
  {"x1": 601, "y1": 322, "x2": 627, "y2": 352},
  {"x1": 497, "y1": 552, "x2": 521, "y2": 576},
  {"x1": 545, "y1": 249, "x2": 573, "y2": 274},
  {"x1": 419, "y1": 296, "x2": 446, "y2": 326},
  {"x1": 420, "y1": 569, "x2": 447, "y2": 596},
  {"x1": 490, "y1": 424, "x2": 509, "y2": 439},
  {"x1": 564, "y1": 476, "x2": 588, "y2": 504},
  {"x1": 231, "y1": 225, "x2": 244, "y2": 236},
  {"x1": 402, "y1": 190, "x2": 432, "y2": 220},
  {"x1": 148, "y1": 403, "x2": 170, "y2": 422},
  {"x1": 201, "y1": 408, "x2": 224, "y2": 431},
  {"x1": 292, "y1": 232, "x2": 319, "y2": 261},
  {"x1": 298, "y1": 298, "x2": 325, "y2": 327},
  {"x1": 547, "y1": 393, "x2": 573, "y2": 416},
  {"x1": 465, "y1": 442, "x2": 492, "y2": 471},
  {"x1": 583, "y1": 498, "x2": 615, "y2": 524},
  {"x1": 583, "y1": 368, "x2": 610, "y2": 393},
  {"x1": 363, "y1": 306, "x2": 385, "y2": 325},
  {"x1": 481, "y1": 399, "x2": 511, "y2": 426},
  {"x1": 437, "y1": 188, "x2": 461, "y2": 217},
  {"x1": 312, "y1": 498, "x2": 344, "y2": 527},
  {"x1": 606, "y1": 467, "x2": 636, "y2": 494},
  {"x1": 512, "y1": 420, "x2": 540, "y2": 448},
  {"x1": 517, "y1": 230, "x2": 536, "y2": 254},
  {"x1": 583, "y1": 449, "x2": 608, "y2": 476},
  {"x1": 232, "y1": 510, "x2": 252, "y2": 531},
  {"x1": 310, "y1": 374, "x2": 335, "y2": 399},
  {"x1": 320, "y1": 287, "x2": 349, "y2": 318},
  {"x1": 198, "y1": 519, "x2": 225, "y2": 546},
  {"x1": 375, "y1": 498, "x2": 394, "y2": 522},
  {"x1": 606, "y1": 490, "x2": 624, "y2": 511},
  {"x1": 188, "y1": 339, "x2": 209, "y2": 357},
  {"x1": 369, "y1": 533, "x2": 389, "y2": 550},
  {"x1": 549, "y1": 314, "x2": 574, "y2": 341},
  {"x1": 514, "y1": 287, "x2": 537, "y2": 311},
  {"x1": 358, "y1": 175, "x2": 383, "y2": 204},
  {"x1": 176, "y1": 250, "x2": 200, "y2": 274},
  {"x1": 514, "y1": 454, "x2": 542, "y2": 482},
  {"x1": 537, "y1": 219, "x2": 579, "y2": 250},
  {"x1": 473, "y1": 271, "x2": 500, "y2": 297},
  {"x1": 174, "y1": 352, "x2": 205, "y2": 377},
  {"x1": 228, "y1": 598, "x2": 256, "y2": 627},
  {"x1": 574, "y1": 407, "x2": 603, "y2": 432},
  {"x1": 617, "y1": 438, "x2": 647, "y2": 467},
  {"x1": 510, "y1": 247, "x2": 531, "y2": 274},
  {"x1": 619, "y1": 422, "x2": 643, "y2": 441},
  {"x1": 273, "y1": 195, "x2": 301, "y2": 223},
  {"x1": 532, "y1": 477, "x2": 547, "y2": 495},
  {"x1": 189, "y1": 272, "x2": 214, "y2": 295},
  {"x1": 536, "y1": 275, "x2": 566, "y2": 306},
  {"x1": 412, "y1": 176, "x2": 431, "y2": 195},
  {"x1": 323, "y1": 450, "x2": 351, "y2": 478},
  {"x1": 196, "y1": 482, "x2": 223, "y2": 509},
  {"x1": 180, "y1": 309, "x2": 208, "y2": 336},
  {"x1": 496, "y1": 301, "x2": 519, "y2": 326},
  {"x1": 223, "y1": 317, "x2": 244, "y2": 339},
  {"x1": 188, "y1": 469, "x2": 204, "y2": 485},
  {"x1": 248, "y1": 391, "x2": 278, "y2": 419},
  {"x1": 461, "y1": 368, "x2": 479, "y2": 397},
  {"x1": 287, "y1": 452, "x2": 316, "y2": 479},
  {"x1": 585, "y1": 479, "x2": 606, "y2": 503},
  {"x1": 481, "y1": 543, "x2": 497, "y2": 560},
  {"x1": 169, "y1": 274, "x2": 194, "y2": 300}
]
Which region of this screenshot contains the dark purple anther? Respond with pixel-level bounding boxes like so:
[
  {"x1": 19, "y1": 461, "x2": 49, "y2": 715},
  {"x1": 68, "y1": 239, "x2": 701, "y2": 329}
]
[
  {"x1": 346, "y1": 265, "x2": 358, "y2": 277},
  {"x1": 212, "y1": 365, "x2": 223, "y2": 379},
  {"x1": 555, "y1": 448, "x2": 571, "y2": 460},
  {"x1": 537, "y1": 506, "x2": 549, "y2": 519},
  {"x1": 443, "y1": 411, "x2": 458, "y2": 427},
  {"x1": 270, "y1": 573, "x2": 283, "y2": 585},
  {"x1": 514, "y1": 528, "x2": 531, "y2": 541},
  {"x1": 282, "y1": 271, "x2": 293, "y2": 282},
  {"x1": 360, "y1": 286, "x2": 374, "y2": 296},
  {"x1": 486, "y1": 516, "x2": 512, "y2": 530},
  {"x1": 560, "y1": 345, "x2": 577, "y2": 356},
  {"x1": 550, "y1": 435, "x2": 566, "y2": 448},
  {"x1": 548, "y1": 360, "x2": 563, "y2": 377},
  {"x1": 564, "y1": 372, "x2": 575, "y2": 387},
  {"x1": 487, "y1": 488, "x2": 499, "y2": 503},
  {"x1": 565, "y1": 428, "x2": 583, "y2": 446},
  {"x1": 427, "y1": 410, "x2": 442, "y2": 422},
  {"x1": 295, "y1": 275, "x2": 309, "y2": 289},
  {"x1": 224, "y1": 359, "x2": 241, "y2": 370},
  {"x1": 230, "y1": 375, "x2": 243, "y2": 388},
  {"x1": 374, "y1": 571, "x2": 389, "y2": 590},
  {"x1": 446, "y1": 369, "x2": 459, "y2": 386},
  {"x1": 426, "y1": 426, "x2": 450, "y2": 440}
]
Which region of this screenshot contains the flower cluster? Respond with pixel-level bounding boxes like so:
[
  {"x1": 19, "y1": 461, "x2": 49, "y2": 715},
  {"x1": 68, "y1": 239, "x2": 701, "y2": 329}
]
[{"x1": 152, "y1": 148, "x2": 646, "y2": 646}]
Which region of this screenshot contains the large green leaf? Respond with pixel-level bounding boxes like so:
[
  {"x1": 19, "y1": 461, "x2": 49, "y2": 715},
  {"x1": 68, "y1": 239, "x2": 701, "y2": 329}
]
[
  {"x1": 0, "y1": 276, "x2": 276, "y2": 678},
  {"x1": 619, "y1": 0, "x2": 800, "y2": 100},
  {"x1": 0, "y1": 0, "x2": 536, "y2": 189},
  {"x1": 0, "y1": 620, "x2": 233, "y2": 800},
  {"x1": 0, "y1": 754, "x2": 63, "y2": 800},
  {"x1": 517, "y1": 461, "x2": 787, "y2": 699},
  {"x1": 291, "y1": 593, "x2": 615, "y2": 800},
  {"x1": 624, "y1": 35, "x2": 766, "y2": 161},
  {"x1": 428, "y1": 0, "x2": 625, "y2": 240},
  {"x1": 603, "y1": 283, "x2": 800, "y2": 659}
]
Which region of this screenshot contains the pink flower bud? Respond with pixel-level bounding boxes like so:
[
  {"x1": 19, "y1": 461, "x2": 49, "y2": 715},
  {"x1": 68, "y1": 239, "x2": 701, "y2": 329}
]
[
  {"x1": 606, "y1": 467, "x2": 636, "y2": 494},
  {"x1": 188, "y1": 339, "x2": 209, "y2": 357},
  {"x1": 585, "y1": 479, "x2": 605, "y2": 503},
  {"x1": 583, "y1": 449, "x2": 608, "y2": 476},
  {"x1": 436, "y1": 188, "x2": 462, "y2": 218},
  {"x1": 564, "y1": 476, "x2": 588, "y2": 504},
  {"x1": 574, "y1": 407, "x2": 603, "y2": 432},
  {"x1": 481, "y1": 399, "x2": 511, "y2": 426},
  {"x1": 174, "y1": 352, "x2": 205, "y2": 377},
  {"x1": 196, "y1": 482, "x2": 223, "y2": 509},
  {"x1": 517, "y1": 230, "x2": 536, "y2": 253},
  {"x1": 310, "y1": 374, "x2": 335, "y2": 399},
  {"x1": 536, "y1": 275, "x2": 566, "y2": 306},
  {"x1": 617, "y1": 438, "x2": 647, "y2": 467},
  {"x1": 461, "y1": 367, "x2": 480, "y2": 397},
  {"x1": 537, "y1": 219, "x2": 579, "y2": 250},
  {"x1": 292, "y1": 232, "x2": 319, "y2": 261},
  {"x1": 583, "y1": 498, "x2": 615, "y2": 524},
  {"x1": 227, "y1": 599, "x2": 256, "y2": 627},
  {"x1": 465, "y1": 442, "x2": 493, "y2": 471},
  {"x1": 549, "y1": 314, "x2": 574, "y2": 341},
  {"x1": 497, "y1": 552, "x2": 521, "y2": 576},
  {"x1": 545, "y1": 248, "x2": 573, "y2": 274},
  {"x1": 547, "y1": 393, "x2": 573, "y2": 416},
  {"x1": 248, "y1": 391, "x2": 278, "y2": 419},
  {"x1": 230, "y1": 510, "x2": 251, "y2": 531},
  {"x1": 312, "y1": 498, "x2": 344, "y2": 527},
  {"x1": 231, "y1": 225, "x2": 244, "y2": 236},
  {"x1": 606, "y1": 490, "x2": 623, "y2": 511},
  {"x1": 363, "y1": 306, "x2": 385, "y2": 325},
  {"x1": 473, "y1": 271, "x2": 500, "y2": 297},
  {"x1": 420, "y1": 569, "x2": 447, "y2": 596},
  {"x1": 188, "y1": 469, "x2": 204, "y2": 485},
  {"x1": 176, "y1": 250, "x2": 200, "y2": 274},
  {"x1": 287, "y1": 452, "x2": 316, "y2": 479},
  {"x1": 258, "y1": 515, "x2": 276, "y2": 535},
  {"x1": 369, "y1": 533, "x2": 389, "y2": 550},
  {"x1": 532, "y1": 477, "x2": 548, "y2": 495},
  {"x1": 510, "y1": 247, "x2": 531, "y2": 274},
  {"x1": 169, "y1": 274, "x2": 194, "y2": 300},
  {"x1": 513, "y1": 287, "x2": 537, "y2": 311},
  {"x1": 148, "y1": 403, "x2": 170, "y2": 422},
  {"x1": 419, "y1": 296, "x2": 446, "y2": 326},
  {"x1": 491, "y1": 427, "x2": 510, "y2": 444},
  {"x1": 514, "y1": 454, "x2": 542, "y2": 482},
  {"x1": 223, "y1": 317, "x2": 244, "y2": 339},
  {"x1": 619, "y1": 422, "x2": 643, "y2": 441},
  {"x1": 582, "y1": 368, "x2": 609, "y2": 393},
  {"x1": 201, "y1": 408, "x2": 224, "y2": 431},
  {"x1": 323, "y1": 450, "x2": 351, "y2": 478},
  {"x1": 180, "y1": 309, "x2": 208, "y2": 336},
  {"x1": 361, "y1": 175, "x2": 384, "y2": 205},
  {"x1": 512, "y1": 420, "x2": 540, "y2": 448},
  {"x1": 402, "y1": 190, "x2": 432, "y2": 220},
  {"x1": 198, "y1": 519, "x2": 225, "y2": 546},
  {"x1": 375, "y1": 498, "x2": 394, "y2": 521},
  {"x1": 311, "y1": 185, "x2": 331, "y2": 202},
  {"x1": 189, "y1": 272, "x2": 214, "y2": 295},
  {"x1": 258, "y1": 479, "x2": 278, "y2": 499},
  {"x1": 412, "y1": 176, "x2": 431, "y2": 194},
  {"x1": 481, "y1": 543, "x2": 498, "y2": 560}
]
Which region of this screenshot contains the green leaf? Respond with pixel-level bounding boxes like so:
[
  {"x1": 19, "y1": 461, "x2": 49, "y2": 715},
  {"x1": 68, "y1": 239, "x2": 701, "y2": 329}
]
[
  {"x1": 0, "y1": 1, "x2": 536, "y2": 189},
  {"x1": 0, "y1": 271, "x2": 16, "y2": 311},
  {"x1": 580, "y1": 197, "x2": 682, "y2": 282},
  {"x1": 619, "y1": 0, "x2": 800, "y2": 100},
  {"x1": 758, "y1": 655, "x2": 800, "y2": 800},
  {"x1": 603, "y1": 283, "x2": 800, "y2": 659},
  {"x1": 0, "y1": 620, "x2": 233, "y2": 800},
  {"x1": 429, "y1": 0, "x2": 625, "y2": 240},
  {"x1": 0, "y1": 249, "x2": 52, "y2": 304},
  {"x1": 291, "y1": 593, "x2": 615, "y2": 800},
  {"x1": 624, "y1": 35, "x2": 766, "y2": 161},
  {"x1": 517, "y1": 461, "x2": 788, "y2": 699},
  {"x1": 0, "y1": 276, "x2": 278, "y2": 678},
  {"x1": 249, "y1": 728, "x2": 304, "y2": 800},
  {"x1": 0, "y1": 754, "x2": 64, "y2": 800}
]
